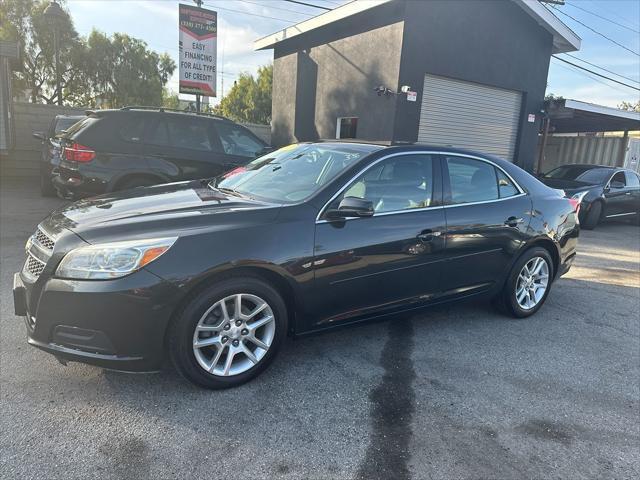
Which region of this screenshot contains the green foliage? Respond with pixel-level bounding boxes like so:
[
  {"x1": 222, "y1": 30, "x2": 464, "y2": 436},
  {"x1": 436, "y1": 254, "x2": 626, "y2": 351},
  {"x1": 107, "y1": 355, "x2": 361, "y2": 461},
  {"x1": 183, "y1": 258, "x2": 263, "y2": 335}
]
[
  {"x1": 1, "y1": 0, "x2": 175, "y2": 107},
  {"x1": 214, "y1": 65, "x2": 272, "y2": 124},
  {"x1": 161, "y1": 88, "x2": 180, "y2": 110},
  {"x1": 618, "y1": 100, "x2": 640, "y2": 112},
  {"x1": 544, "y1": 93, "x2": 565, "y2": 102}
]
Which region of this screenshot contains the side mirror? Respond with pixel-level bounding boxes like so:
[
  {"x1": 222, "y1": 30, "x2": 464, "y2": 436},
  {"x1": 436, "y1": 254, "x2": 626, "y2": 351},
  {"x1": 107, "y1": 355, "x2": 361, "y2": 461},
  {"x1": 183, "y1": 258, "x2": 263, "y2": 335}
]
[
  {"x1": 325, "y1": 196, "x2": 374, "y2": 220},
  {"x1": 610, "y1": 180, "x2": 625, "y2": 189},
  {"x1": 32, "y1": 131, "x2": 45, "y2": 141}
]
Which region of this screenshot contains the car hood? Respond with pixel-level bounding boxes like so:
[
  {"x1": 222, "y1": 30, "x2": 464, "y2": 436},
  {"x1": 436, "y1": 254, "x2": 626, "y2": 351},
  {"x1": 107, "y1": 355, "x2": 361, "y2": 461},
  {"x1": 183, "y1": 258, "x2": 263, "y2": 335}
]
[{"x1": 46, "y1": 180, "x2": 280, "y2": 241}]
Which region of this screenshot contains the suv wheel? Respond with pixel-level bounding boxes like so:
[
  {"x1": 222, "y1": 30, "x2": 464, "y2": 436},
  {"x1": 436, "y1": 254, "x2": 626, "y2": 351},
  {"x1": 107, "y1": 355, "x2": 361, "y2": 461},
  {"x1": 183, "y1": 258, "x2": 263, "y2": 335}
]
[
  {"x1": 494, "y1": 247, "x2": 554, "y2": 318},
  {"x1": 168, "y1": 277, "x2": 287, "y2": 389}
]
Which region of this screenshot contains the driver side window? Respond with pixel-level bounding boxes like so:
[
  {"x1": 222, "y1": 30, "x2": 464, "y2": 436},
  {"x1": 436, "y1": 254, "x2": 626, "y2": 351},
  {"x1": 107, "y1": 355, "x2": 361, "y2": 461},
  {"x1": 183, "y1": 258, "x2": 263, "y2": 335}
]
[
  {"x1": 610, "y1": 171, "x2": 626, "y2": 187},
  {"x1": 331, "y1": 154, "x2": 435, "y2": 214}
]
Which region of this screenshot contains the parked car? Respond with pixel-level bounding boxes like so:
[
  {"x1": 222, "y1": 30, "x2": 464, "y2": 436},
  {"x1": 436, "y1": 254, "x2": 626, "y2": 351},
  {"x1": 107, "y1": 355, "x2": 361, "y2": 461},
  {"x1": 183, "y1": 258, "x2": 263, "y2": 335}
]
[
  {"x1": 33, "y1": 114, "x2": 86, "y2": 196},
  {"x1": 13, "y1": 143, "x2": 580, "y2": 389},
  {"x1": 52, "y1": 107, "x2": 269, "y2": 199},
  {"x1": 539, "y1": 164, "x2": 640, "y2": 229}
]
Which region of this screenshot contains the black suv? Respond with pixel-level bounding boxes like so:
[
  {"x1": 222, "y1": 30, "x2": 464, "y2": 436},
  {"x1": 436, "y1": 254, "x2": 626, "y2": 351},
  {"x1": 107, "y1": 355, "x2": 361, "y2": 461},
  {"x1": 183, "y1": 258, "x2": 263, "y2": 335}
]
[
  {"x1": 33, "y1": 114, "x2": 85, "y2": 196},
  {"x1": 53, "y1": 107, "x2": 269, "y2": 198}
]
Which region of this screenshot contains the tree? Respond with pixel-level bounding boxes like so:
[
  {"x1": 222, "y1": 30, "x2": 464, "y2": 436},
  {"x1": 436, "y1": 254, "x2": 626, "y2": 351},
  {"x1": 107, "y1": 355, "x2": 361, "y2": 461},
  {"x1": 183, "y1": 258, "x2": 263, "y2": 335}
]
[
  {"x1": 0, "y1": 1, "x2": 175, "y2": 107},
  {"x1": 81, "y1": 31, "x2": 176, "y2": 108},
  {"x1": 214, "y1": 65, "x2": 272, "y2": 124},
  {"x1": 161, "y1": 88, "x2": 180, "y2": 109},
  {"x1": 618, "y1": 100, "x2": 640, "y2": 112},
  {"x1": 1, "y1": 0, "x2": 87, "y2": 104}
]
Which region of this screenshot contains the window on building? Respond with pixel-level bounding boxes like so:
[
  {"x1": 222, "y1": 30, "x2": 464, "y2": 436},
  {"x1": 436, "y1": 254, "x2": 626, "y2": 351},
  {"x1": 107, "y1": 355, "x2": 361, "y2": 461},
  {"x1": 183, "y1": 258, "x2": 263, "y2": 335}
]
[{"x1": 336, "y1": 117, "x2": 358, "y2": 139}]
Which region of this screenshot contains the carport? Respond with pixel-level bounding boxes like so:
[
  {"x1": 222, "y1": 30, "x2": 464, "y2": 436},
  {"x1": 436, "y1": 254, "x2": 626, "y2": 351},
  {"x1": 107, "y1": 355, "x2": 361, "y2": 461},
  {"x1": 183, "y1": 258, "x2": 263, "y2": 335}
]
[{"x1": 538, "y1": 99, "x2": 640, "y2": 173}]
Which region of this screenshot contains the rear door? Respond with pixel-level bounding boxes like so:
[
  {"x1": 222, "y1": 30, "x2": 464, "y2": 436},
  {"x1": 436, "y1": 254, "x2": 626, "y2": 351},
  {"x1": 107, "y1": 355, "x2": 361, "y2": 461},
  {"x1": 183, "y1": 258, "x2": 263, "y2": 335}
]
[{"x1": 441, "y1": 154, "x2": 531, "y2": 296}]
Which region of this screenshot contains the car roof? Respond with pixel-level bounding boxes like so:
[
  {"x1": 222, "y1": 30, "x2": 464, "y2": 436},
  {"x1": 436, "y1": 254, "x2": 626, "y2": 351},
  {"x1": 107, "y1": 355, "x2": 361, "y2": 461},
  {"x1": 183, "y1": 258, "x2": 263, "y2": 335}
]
[{"x1": 87, "y1": 106, "x2": 234, "y2": 123}]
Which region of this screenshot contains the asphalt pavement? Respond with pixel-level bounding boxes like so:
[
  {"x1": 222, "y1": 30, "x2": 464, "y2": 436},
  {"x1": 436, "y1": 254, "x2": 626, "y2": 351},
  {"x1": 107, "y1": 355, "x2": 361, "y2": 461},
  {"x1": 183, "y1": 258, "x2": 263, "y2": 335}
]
[{"x1": 1, "y1": 178, "x2": 638, "y2": 479}]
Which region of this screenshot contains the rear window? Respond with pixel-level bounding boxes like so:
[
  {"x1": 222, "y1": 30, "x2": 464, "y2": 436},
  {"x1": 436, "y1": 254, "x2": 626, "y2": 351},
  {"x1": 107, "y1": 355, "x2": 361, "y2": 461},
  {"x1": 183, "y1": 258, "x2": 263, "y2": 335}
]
[
  {"x1": 54, "y1": 117, "x2": 84, "y2": 135},
  {"x1": 63, "y1": 117, "x2": 97, "y2": 138}
]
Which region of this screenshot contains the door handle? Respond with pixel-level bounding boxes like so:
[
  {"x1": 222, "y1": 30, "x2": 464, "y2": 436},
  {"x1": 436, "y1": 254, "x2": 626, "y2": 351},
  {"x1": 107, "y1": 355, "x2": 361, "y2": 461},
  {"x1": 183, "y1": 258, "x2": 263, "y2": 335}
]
[
  {"x1": 505, "y1": 216, "x2": 524, "y2": 227},
  {"x1": 625, "y1": 192, "x2": 632, "y2": 195},
  {"x1": 417, "y1": 229, "x2": 441, "y2": 242}
]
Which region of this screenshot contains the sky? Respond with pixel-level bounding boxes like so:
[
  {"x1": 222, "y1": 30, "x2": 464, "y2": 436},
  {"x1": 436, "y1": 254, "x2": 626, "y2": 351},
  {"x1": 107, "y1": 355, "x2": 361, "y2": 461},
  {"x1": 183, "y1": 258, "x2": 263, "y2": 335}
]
[{"x1": 65, "y1": 0, "x2": 640, "y2": 108}]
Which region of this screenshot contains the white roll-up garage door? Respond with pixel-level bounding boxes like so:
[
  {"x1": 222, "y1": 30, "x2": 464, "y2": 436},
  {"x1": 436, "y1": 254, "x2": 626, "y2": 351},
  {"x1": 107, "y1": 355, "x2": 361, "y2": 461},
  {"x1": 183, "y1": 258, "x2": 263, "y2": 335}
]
[{"x1": 417, "y1": 74, "x2": 522, "y2": 161}]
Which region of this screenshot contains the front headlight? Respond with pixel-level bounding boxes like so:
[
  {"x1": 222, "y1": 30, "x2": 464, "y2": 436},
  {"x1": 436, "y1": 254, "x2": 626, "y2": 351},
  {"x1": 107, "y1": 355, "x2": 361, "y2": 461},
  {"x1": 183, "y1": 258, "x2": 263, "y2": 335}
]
[{"x1": 56, "y1": 237, "x2": 177, "y2": 279}]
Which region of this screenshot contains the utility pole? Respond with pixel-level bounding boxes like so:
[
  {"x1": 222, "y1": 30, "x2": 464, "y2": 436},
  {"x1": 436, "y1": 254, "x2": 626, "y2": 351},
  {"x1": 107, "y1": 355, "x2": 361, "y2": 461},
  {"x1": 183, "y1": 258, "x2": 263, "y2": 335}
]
[{"x1": 194, "y1": 0, "x2": 203, "y2": 112}]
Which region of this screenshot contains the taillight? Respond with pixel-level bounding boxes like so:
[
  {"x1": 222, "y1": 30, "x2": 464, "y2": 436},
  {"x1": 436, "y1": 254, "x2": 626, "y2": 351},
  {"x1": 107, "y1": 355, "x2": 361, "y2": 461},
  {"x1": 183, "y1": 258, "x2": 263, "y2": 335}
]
[
  {"x1": 567, "y1": 197, "x2": 580, "y2": 213},
  {"x1": 64, "y1": 143, "x2": 95, "y2": 163}
]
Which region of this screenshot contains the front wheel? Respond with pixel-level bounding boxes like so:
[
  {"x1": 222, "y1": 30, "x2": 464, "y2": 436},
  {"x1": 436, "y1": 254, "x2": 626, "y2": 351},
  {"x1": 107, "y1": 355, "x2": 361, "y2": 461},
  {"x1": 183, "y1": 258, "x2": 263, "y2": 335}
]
[
  {"x1": 168, "y1": 277, "x2": 288, "y2": 389},
  {"x1": 581, "y1": 201, "x2": 602, "y2": 230},
  {"x1": 494, "y1": 247, "x2": 554, "y2": 318}
]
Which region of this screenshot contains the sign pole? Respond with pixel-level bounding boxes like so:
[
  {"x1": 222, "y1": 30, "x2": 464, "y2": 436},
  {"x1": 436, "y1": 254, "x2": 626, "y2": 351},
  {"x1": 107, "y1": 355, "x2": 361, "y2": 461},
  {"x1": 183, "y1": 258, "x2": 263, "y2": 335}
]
[
  {"x1": 179, "y1": 1, "x2": 217, "y2": 111},
  {"x1": 194, "y1": 0, "x2": 203, "y2": 112}
]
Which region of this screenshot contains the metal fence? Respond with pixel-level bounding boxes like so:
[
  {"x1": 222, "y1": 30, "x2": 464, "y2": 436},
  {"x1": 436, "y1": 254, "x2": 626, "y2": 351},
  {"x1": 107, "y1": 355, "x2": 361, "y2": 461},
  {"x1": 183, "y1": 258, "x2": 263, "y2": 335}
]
[{"x1": 538, "y1": 135, "x2": 628, "y2": 173}]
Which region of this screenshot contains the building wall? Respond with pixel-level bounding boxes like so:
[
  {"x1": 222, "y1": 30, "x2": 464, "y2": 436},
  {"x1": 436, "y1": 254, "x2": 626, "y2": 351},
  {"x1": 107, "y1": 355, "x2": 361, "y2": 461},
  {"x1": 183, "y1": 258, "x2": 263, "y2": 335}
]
[
  {"x1": 396, "y1": 0, "x2": 553, "y2": 171},
  {"x1": 271, "y1": 1, "x2": 406, "y2": 146}
]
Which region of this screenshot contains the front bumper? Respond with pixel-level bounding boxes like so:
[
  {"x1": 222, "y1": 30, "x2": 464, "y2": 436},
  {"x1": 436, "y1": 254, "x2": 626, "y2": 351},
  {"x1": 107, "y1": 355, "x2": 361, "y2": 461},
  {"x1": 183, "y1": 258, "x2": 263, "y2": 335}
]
[{"x1": 13, "y1": 269, "x2": 182, "y2": 372}]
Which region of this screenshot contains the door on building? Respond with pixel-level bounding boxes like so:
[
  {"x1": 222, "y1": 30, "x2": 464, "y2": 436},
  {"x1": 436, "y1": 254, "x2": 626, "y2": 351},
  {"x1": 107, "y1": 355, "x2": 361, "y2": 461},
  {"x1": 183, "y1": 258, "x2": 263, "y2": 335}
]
[{"x1": 417, "y1": 74, "x2": 522, "y2": 161}]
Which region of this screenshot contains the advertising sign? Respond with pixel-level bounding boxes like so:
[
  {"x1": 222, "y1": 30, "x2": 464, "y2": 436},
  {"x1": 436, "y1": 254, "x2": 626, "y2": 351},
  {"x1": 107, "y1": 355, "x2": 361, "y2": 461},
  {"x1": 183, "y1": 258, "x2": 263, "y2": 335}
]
[{"x1": 179, "y1": 4, "x2": 217, "y2": 96}]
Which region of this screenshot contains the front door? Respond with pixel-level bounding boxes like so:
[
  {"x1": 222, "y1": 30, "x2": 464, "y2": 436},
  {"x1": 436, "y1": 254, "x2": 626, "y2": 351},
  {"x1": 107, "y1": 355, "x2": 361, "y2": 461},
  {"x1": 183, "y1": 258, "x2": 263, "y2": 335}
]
[
  {"x1": 310, "y1": 153, "x2": 446, "y2": 330},
  {"x1": 604, "y1": 170, "x2": 640, "y2": 219},
  {"x1": 440, "y1": 154, "x2": 532, "y2": 295}
]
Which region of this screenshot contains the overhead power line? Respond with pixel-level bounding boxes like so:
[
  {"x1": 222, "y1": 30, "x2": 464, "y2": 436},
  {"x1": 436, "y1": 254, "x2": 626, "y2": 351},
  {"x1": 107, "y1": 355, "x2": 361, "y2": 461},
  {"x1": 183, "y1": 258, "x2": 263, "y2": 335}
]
[
  {"x1": 236, "y1": 0, "x2": 314, "y2": 17},
  {"x1": 551, "y1": 55, "x2": 640, "y2": 91},
  {"x1": 283, "y1": 0, "x2": 331, "y2": 11},
  {"x1": 565, "y1": 1, "x2": 640, "y2": 34},
  {"x1": 550, "y1": 5, "x2": 640, "y2": 57},
  {"x1": 562, "y1": 53, "x2": 639, "y2": 85},
  {"x1": 202, "y1": 1, "x2": 298, "y2": 22}
]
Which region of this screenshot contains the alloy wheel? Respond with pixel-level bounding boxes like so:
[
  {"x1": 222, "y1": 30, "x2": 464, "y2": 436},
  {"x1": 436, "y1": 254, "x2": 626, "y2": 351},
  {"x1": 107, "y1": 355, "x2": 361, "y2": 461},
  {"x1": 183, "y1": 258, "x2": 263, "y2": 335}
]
[
  {"x1": 515, "y1": 256, "x2": 550, "y2": 310},
  {"x1": 192, "y1": 293, "x2": 275, "y2": 376}
]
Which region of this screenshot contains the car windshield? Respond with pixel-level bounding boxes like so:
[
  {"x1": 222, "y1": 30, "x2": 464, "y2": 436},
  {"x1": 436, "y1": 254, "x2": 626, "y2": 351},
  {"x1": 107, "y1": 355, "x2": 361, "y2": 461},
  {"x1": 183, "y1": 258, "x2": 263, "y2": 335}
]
[
  {"x1": 211, "y1": 143, "x2": 379, "y2": 203},
  {"x1": 543, "y1": 165, "x2": 613, "y2": 184}
]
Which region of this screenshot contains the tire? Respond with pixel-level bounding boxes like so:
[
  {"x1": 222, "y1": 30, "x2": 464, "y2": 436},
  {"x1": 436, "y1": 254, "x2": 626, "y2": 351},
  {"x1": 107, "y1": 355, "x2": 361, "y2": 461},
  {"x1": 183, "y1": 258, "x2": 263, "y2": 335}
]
[
  {"x1": 493, "y1": 247, "x2": 554, "y2": 318},
  {"x1": 168, "y1": 276, "x2": 288, "y2": 389},
  {"x1": 40, "y1": 171, "x2": 56, "y2": 197},
  {"x1": 581, "y1": 201, "x2": 602, "y2": 230}
]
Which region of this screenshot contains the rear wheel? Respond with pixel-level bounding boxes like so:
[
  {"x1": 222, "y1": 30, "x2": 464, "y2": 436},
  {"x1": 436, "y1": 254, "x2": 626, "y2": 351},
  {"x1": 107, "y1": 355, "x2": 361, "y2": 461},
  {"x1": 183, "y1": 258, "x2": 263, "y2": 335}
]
[
  {"x1": 168, "y1": 277, "x2": 287, "y2": 389},
  {"x1": 494, "y1": 247, "x2": 553, "y2": 318},
  {"x1": 581, "y1": 201, "x2": 602, "y2": 230}
]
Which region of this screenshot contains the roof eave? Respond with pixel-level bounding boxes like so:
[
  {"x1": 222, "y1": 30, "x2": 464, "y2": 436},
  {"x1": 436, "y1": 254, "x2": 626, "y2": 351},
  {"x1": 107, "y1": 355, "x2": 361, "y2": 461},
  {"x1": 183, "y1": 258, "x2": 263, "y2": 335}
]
[{"x1": 515, "y1": 0, "x2": 581, "y2": 53}]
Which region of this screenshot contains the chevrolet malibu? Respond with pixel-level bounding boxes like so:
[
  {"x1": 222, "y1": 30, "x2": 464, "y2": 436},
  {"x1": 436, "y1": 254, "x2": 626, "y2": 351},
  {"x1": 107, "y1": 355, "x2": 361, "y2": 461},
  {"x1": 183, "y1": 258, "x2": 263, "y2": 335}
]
[{"x1": 13, "y1": 143, "x2": 580, "y2": 389}]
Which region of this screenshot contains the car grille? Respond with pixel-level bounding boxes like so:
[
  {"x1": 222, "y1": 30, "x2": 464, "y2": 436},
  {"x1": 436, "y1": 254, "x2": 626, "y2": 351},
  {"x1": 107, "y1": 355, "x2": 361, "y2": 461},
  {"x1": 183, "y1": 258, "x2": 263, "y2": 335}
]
[
  {"x1": 34, "y1": 227, "x2": 55, "y2": 250},
  {"x1": 25, "y1": 253, "x2": 47, "y2": 277},
  {"x1": 23, "y1": 226, "x2": 56, "y2": 279}
]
